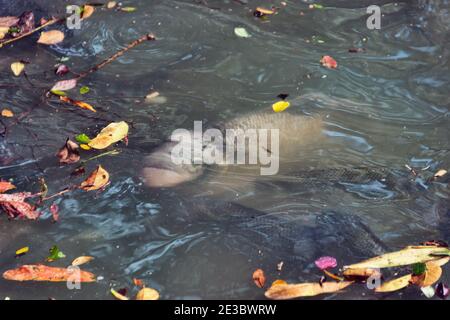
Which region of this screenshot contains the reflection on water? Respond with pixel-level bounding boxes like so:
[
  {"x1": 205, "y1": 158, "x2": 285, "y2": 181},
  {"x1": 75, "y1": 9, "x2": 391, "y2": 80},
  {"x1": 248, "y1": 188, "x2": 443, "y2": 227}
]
[{"x1": 0, "y1": 0, "x2": 449, "y2": 299}]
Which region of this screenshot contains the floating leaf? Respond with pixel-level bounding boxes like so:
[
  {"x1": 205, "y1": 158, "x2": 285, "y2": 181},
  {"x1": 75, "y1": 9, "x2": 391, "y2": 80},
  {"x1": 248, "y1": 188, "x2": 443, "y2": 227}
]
[
  {"x1": 309, "y1": 4, "x2": 324, "y2": 9},
  {"x1": 80, "y1": 86, "x2": 90, "y2": 95},
  {"x1": 0, "y1": 16, "x2": 19, "y2": 28},
  {"x1": 107, "y1": 1, "x2": 117, "y2": 9},
  {"x1": 51, "y1": 78, "x2": 77, "y2": 91},
  {"x1": 412, "y1": 262, "x2": 426, "y2": 276},
  {"x1": 136, "y1": 287, "x2": 160, "y2": 300},
  {"x1": 411, "y1": 261, "x2": 442, "y2": 287},
  {"x1": 55, "y1": 64, "x2": 69, "y2": 76},
  {"x1": 37, "y1": 30, "x2": 65, "y2": 45},
  {"x1": 75, "y1": 133, "x2": 91, "y2": 144},
  {"x1": 50, "y1": 89, "x2": 67, "y2": 96},
  {"x1": 111, "y1": 288, "x2": 129, "y2": 300},
  {"x1": 1, "y1": 109, "x2": 14, "y2": 117},
  {"x1": 81, "y1": 5, "x2": 95, "y2": 19},
  {"x1": 434, "y1": 169, "x2": 447, "y2": 179},
  {"x1": 57, "y1": 138, "x2": 80, "y2": 164},
  {"x1": 375, "y1": 274, "x2": 411, "y2": 293},
  {"x1": 234, "y1": 27, "x2": 251, "y2": 38},
  {"x1": 88, "y1": 121, "x2": 129, "y2": 149},
  {"x1": 80, "y1": 165, "x2": 110, "y2": 191},
  {"x1": 133, "y1": 278, "x2": 144, "y2": 287},
  {"x1": 272, "y1": 101, "x2": 290, "y2": 113},
  {"x1": 60, "y1": 96, "x2": 96, "y2": 112},
  {"x1": 47, "y1": 245, "x2": 66, "y2": 262},
  {"x1": 252, "y1": 269, "x2": 266, "y2": 288},
  {"x1": 265, "y1": 281, "x2": 353, "y2": 300},
  {"x1": 80, "y1": 144, "x2": 91, "y2": 151},
  {"x1": 0, "y1": 192, "x2": 40, "y2": 220},
  {"x1": 315, "y1": 256, "x2": 337, "y2": 270},
  {"x1": 320, "y1": 55, "x2": 337, "y2": 69},
  {"x1": 0, "y1": 181, "x2": 15, "y2": 193},
  {"x1": 254, "y1": 7, "x2": 275, "y2": 17},
  {"x1": 344, "y1": 246, "x2": 450, "y2": 269},
  {"x1": 3, "y1": 264, "x2": 95, "y2": 282},
  {"x1": 11, "y1": 62, "x2": 25, "y2": 76},
  {"x1": 50, "y1": 203, "x2": 59, "y2": 222},
  {"x1": 15, "y1": 247, "x2": 29, "y2": 257},
  {"x1": 271, "y1": 280, "x2": 287, "y2": 286},
  {"x1": 72, "y1": 256, "x2": 94, "y2": 267},
  {"x1": 120, "y1": 7, "x2": 137, "y2": 12},
  {"x1": 421, "y1": 286, "x2": 435, "y2": 298}
]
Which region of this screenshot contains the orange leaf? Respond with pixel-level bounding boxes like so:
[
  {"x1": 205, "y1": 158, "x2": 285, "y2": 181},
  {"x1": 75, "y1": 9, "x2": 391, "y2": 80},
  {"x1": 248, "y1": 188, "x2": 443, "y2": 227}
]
[
  {"x1": 136, "y1": 287, "x2": 160, "y2": 300},
  {"x1": 82, "y1": 5, "x2": 95, "y2": 19},
  {"x1": 0, "y1": 181, "x2": 15, "y2": 193},
  {"x1": 133, "y1": 278, "x2": 144, "y2": 287},
  {"x1": 320, "y1": 55, "x2": 338, "y2": 69},
  {"x1": 411, "y1": 261, "x2": 442, "y2": 287},
  {"x1": 255, "y1": 7, "x2": 275, "y2": 15},
  {"x1": 72, "y1": 256, "x2": 94, "y2": 267},
  {"x1": 375, "y1": 274, "x2": 411, "y2": 293},
  {"x1": 60, "y1": 96, "x2": 96, "y2": 112},
  {"x1": 343, "y1": 268, "x2": 381, "y2": 280},
  {"x1": 1, "y1": 109, "x2": 14, "y2": 117},
  {"x1": 3, "y1": 264, "x2": 95, "y2": 282},
  {"x1": 252, "y1": 268, "x2": 266, "y2": 288},
  {"x1": 265, "y1": 281, "x2": 353, "y2": 300},
  {"x1": 37, "y1": 30, "x2": 65, "y2": 45}
]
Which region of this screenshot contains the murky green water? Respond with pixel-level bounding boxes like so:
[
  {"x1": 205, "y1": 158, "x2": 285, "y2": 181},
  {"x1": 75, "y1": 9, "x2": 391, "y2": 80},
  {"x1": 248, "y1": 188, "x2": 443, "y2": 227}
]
[{"x1": 0, "y1": 0, "x2": 449, "y2": 299}]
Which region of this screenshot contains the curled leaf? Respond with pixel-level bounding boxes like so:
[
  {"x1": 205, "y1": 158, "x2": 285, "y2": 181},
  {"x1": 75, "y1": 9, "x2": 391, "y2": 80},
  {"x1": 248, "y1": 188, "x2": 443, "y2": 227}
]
[
  {"x1": 435, "y1": 282, "x2": 449, "y2": 299},
  {"x1": 252, "y1": 268, "x2": 266, "y2": 288},
  {"x1": 57, "y1": 138, "x2": 80, "y2": 164},
  {"x1": 0, "y1": 192, "x2": 39, "y2": 220},
  {"x1": 37, "y1": 30, "x2": 65, "y2": 45},
  {"x1": 81, "y1": 5, "x2": 95, "y2": 19},
  {"x1": 80, "y1": 165, "x2": 110, "y2": 191},
  {"x1": 1, "y1": 109, "x2": 14, "y2": 117},
  {"x1": 15, "y1": 247, "x2": 29, "y2": 257},
  {"x1": 55, "y1": 64, "x2": 69, "y2": 76},
  {"x1": 320, "y1": 55, "x2": 337, "y2": 69},
  {"x1": 0, "y1": 181, "x2": 15, "y2": 193},
  {"x1": 47, "y1": 245, "x2": 66, "y2": 262},
  {"x1": 111, "y1": 288, "x2": 129, "y2": 300}
]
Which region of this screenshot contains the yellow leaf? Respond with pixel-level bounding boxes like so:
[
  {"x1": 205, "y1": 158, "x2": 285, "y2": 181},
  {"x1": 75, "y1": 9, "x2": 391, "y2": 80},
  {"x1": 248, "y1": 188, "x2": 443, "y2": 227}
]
[
  {"x1": 71, "y1": 256, "x2": 94, "y2": 267},
  {"x1": 88, "y1": 121, "x2": 129, "y2": 150},
  {"x1": 80, "y1": 144, "x2": 91, "y2": 150},
  {"x1": 1, "y1": 109, "x2": 14, "y2": 118},
  {"x1": 37, "y1": 30, "x2": 65, "y2": 45},
  {"x1": 107, "y1": 1, "x2": 117, "y2": 9},
  {"x1": 271, "y1": 280, "x2": 287, "y2": 286},
  {"x1": 413, "y1": 261, "x2": 442, "y2": 287},
  {"x1": 344, "y1": 246, "x2": 450, "y2": 269},
  {"x1": 15, "y1": 247, "x2": 29, "y2": 256},
  {"x1": 434, "y1": 169, "x2": 447, "y2": 178},
  {"x1": 265, "y1": 281, "x2": 353, "y2": 300},
  {"x1": 11, "y1": 62, "x2": 25, "y2": 76},
  {"x1": 375, "y1": 274, "x2": 411, "y2": 293},
  {"x1": 136, "y1": 287, "x2": 160, "y2": 300},
  {"x1": 80, "y1": 165, "x2": 110, "y2": 191},
  {"x1": 256, "y1": 7, "x2": 275, "y2": 15},
  {"x1": 272, "y1": 101, "x2": 290, "y2": 113},
  {"x1": 82, "y1": 5, "x2": 95, "y2": 19},
  {"x1": 432, "y1": 256, "x2": 450, "y2": 267},
  {"x1": 111, "y1": 288, "x2": 129, "y2": 300}
]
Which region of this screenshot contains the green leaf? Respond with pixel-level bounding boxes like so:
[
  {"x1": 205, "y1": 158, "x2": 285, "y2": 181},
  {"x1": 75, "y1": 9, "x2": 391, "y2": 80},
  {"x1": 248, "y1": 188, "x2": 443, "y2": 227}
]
[
  {"x1": 8, "y1": 27, "x2": 20, "y2": 34},
  {"x1": 121, "y1": 7, "x2": 136, "y2": 12},
  {"x1": 80, "y1": 86, "x2": 90, "y2": 95},
  {"x1": 234, "y1": 27, "x2": 251, "y2": 38},
  {"x1": 50, "y1": 89, "x2": 67, "y2": 96},
  {"x1": 59, "y1": 56, "x2": 70, "y2": 62},
  {"x1": 312, "y1": 4, "x2": 324, "y2": 9},
  {"x1": 47, "y1": 245, "x2": 66, "y2": 262},
  {"x1": 413, "y1": 262, "x2": 426, "y2": 275},
  {"x1": 75, "y1": 133, "x2": 91, "y2": 144}
]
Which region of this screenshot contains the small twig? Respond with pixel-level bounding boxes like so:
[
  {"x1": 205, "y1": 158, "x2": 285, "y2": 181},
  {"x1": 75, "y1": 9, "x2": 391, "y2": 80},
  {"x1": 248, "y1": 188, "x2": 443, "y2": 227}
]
[
  {"x1": 80, "y1": 149, "x2": 121, "y2": 164},
  {"x1": 42, "y1": 186, "x2": 76, "y2": 201},
  {"x1": 0, "y1": 18, "x2": 61, "y2": 48},
  {"x1": 76, "y1": 33, "x2": 156, "y2": 80}
]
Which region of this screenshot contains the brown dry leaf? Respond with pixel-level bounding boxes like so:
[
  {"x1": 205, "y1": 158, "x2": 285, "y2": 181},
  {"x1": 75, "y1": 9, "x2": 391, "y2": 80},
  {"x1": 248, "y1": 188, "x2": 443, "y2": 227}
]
[
  {"x1": 60, "y1": 96, "x2": 96, "y2": 112},
  {"x1": 1, "y1": 109, "x2": 14, "y2": 117},
  {"x1": 80, "y1": 165, "x2": 110, "y2": 191},
  {"x1": 375, "y1": 274, "x2": 411, "y2": 293},
  {"x1": 71, "y1": 256, "x2": 94, "y2": 267},
  {"x1": 0, "y1": 181, "x2": 15, "y2": 193},
  {"x1": 37, "y1": 30, "x2": 65, "y2": 45},
  {"x1": 82, "y1": 5, "x2": 95, "y2": 19},
  {"x1": 0, "y1": 192, "x2": 39, "y2": 220},
  {"x1": 0, "y1": 16, "x2": 19, "y2": 28},
  {"x1": 57, "y1": 138, "x2": 80, "y2": 164},
  {"x1": 88, "y1": 121, "x2": 129, "y2": 150},
  {"x1": 265, "y1": 281, "x2": 353, "y2": 300},
  {"x1": 136, "y1": 287, "x2": 160, "y2": 300},
  {"x1": 3, "y1": 264, "x2": 95, "y2": 282},
  {"x1": 252, "y1": 269, "x2": 266, "y2": 288},
  {"x1": 343, "y1": 268, "x2": 381, "y2": 280},
  {"x1": 344, "y1": 246, "x2": 450, "y2": 269}
]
